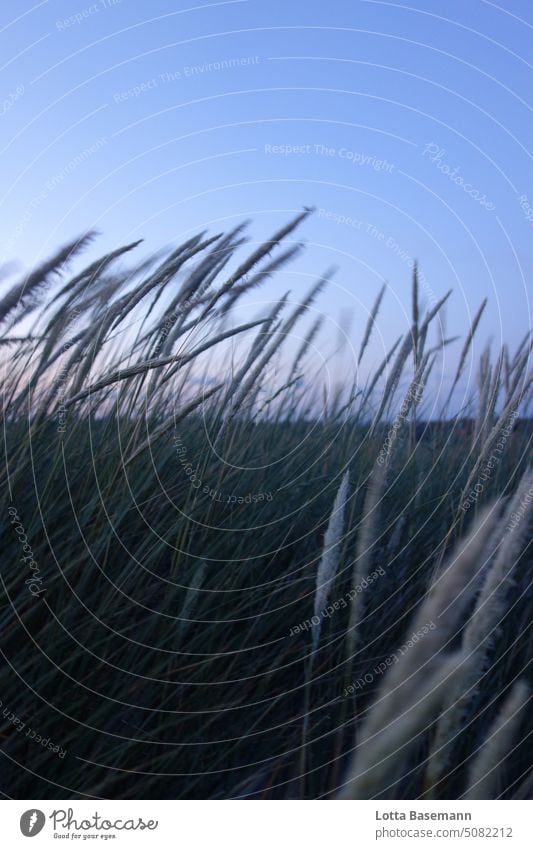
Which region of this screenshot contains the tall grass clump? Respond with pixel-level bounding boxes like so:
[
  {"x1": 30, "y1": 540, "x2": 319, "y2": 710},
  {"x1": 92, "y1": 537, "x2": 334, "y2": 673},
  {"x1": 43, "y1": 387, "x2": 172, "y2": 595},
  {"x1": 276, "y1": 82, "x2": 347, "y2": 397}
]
[{"x1": 0, "y1": 211, "x2": 531, "y2": 800}]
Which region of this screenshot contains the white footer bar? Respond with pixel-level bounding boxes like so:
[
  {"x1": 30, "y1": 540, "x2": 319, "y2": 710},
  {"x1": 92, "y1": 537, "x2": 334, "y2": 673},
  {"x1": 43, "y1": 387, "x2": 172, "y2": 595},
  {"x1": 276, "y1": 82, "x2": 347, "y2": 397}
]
[{"x1": 2, "y1": 800, "x2": 530, "y2": 848}]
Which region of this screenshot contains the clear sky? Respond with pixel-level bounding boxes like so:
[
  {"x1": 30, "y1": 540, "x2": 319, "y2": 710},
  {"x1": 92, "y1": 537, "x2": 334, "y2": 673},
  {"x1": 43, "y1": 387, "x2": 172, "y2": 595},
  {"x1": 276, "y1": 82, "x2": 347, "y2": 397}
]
[{"x1": 1, "y1": 0, "x2": 531, "y2": 406}]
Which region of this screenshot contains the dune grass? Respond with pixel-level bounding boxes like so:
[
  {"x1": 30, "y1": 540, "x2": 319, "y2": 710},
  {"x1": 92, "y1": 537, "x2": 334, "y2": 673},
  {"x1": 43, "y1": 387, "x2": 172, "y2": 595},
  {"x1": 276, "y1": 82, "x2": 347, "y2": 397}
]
[{"x1": 0, "y1": 213, "x2": 531, "y2": 799}]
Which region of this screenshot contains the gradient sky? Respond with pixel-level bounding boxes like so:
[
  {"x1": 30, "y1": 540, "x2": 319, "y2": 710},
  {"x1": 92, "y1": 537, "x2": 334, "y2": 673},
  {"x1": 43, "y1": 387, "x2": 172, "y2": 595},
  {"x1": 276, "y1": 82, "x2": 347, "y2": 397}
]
[{"x1": 1, "y1": 0, "x2": 532, "y2": 408}]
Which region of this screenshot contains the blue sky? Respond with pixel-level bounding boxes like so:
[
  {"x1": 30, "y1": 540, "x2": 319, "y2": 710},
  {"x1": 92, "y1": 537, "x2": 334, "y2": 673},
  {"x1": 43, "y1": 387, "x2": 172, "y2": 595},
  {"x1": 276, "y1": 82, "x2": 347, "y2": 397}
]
[{"x1": 1, "y1": 0, "x2": 531, "y2": 405}]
